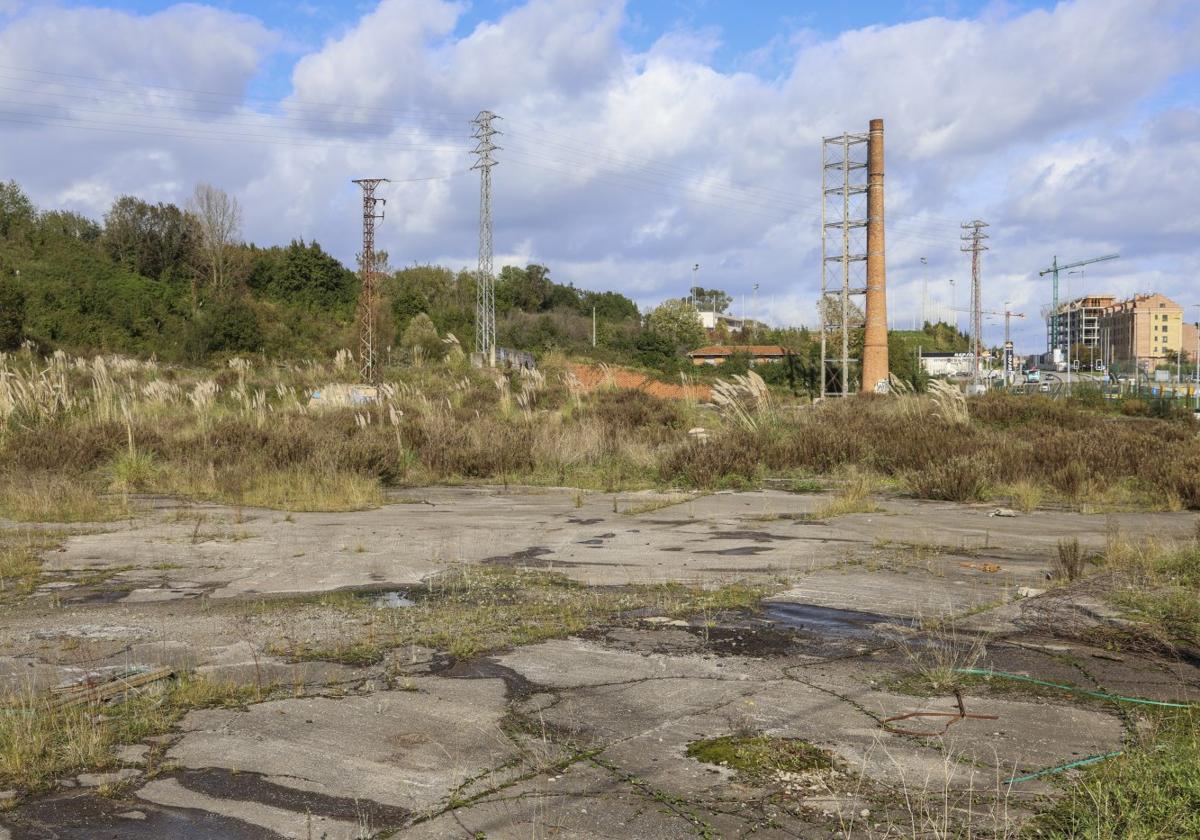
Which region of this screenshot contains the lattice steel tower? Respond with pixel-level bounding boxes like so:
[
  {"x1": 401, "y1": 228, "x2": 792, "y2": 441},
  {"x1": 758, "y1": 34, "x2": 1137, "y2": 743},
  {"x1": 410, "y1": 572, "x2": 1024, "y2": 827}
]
[
  {"x1": 961, "y1": 220, "x2": 989, "y2": 386},
  {"x1": 471, "y1": 110, "x2": 501, "y2": 364},
  {"x1": 353, "y1": 178, "x2": 388, "y2": 383},
  {"x1": 819, "y1": 131, "x2": 869, "y2": 397}
]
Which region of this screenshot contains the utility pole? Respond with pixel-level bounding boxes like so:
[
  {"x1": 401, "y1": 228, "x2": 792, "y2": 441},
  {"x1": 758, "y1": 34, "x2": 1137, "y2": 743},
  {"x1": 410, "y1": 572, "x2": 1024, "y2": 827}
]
[
  {"x1": 471, "y1": 110, "x2": 500, "y2": 365},
  {"x1": 592, "y1": 306, "x2": 596, "y2": 348},
  {"x1": 352, "y1": 178, "x2": 388, "y2": 383},
  {"x1": 960, "y1": 220, "x2": 989, "y2": 390}
]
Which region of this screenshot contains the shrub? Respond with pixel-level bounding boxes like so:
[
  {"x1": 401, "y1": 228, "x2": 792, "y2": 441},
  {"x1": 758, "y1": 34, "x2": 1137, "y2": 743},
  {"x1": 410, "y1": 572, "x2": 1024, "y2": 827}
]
[
  {"x1": 585, "y1": 388, "x2": 683, "y2": 445},
  {"x1": 185, "y1": 296, "x2": 263, "y2": 358},
  {"x1": 400, "y1": 313, "x2": 445, "y2": 363},
  {"x1": 659, "y1": 434, "x2": 760, "y2": 489},
  {"x1": 0, "y1": 275, "x2": 24, "y2": 350},
  {"x1": 1120, "y1": 398, "x2": 1149, "y2": 416},
  {"x1": 1053, "y1": 538, "x2": 1086, "y2": 581},
  {"x1": 904, "y1": 455, "x2": 992, "y2": 502}
]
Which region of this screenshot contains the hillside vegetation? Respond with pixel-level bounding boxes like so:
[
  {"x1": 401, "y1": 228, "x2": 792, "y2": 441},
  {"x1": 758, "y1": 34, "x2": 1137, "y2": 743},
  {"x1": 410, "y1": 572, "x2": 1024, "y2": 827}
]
[{"x1": 0, "y1": 180, "x2": 971, "y2": 392}]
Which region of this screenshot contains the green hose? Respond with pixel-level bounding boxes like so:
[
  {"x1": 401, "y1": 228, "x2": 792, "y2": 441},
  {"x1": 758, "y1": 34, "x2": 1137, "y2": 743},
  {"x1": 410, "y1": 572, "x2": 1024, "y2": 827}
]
[
  {"x1": 1005, "y1": 750, "x2": 1124, "y2": 784},
  {"x1": 953, "y1": 667, "x2": 1197, "y2": 785},
  {"x1": 954, "y1": 668, "x2": 1196, "y2": 708}
]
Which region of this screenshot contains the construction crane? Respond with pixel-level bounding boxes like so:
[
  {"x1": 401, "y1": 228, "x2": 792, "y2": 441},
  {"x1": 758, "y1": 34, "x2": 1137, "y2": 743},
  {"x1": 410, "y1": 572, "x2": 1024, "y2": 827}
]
[
  {"x1": 1039, "y1": 254, "x2": 1120, "y2": 312},
  {"x1": 951, "y1": 307, "x2": 1025, "y2": 380},
  {"x1": 992, "y1": 307, "x2": 1025, "y2": 344}
]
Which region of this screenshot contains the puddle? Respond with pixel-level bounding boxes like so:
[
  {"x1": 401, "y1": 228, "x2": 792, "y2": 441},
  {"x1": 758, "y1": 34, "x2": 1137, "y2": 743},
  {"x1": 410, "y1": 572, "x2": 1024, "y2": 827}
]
[
  {"x1": 763, "y1": 602, "x2": 913, "y2": 639},
  {"x1": 370, "y1": 591, "x2": 414, "y2": 608}
]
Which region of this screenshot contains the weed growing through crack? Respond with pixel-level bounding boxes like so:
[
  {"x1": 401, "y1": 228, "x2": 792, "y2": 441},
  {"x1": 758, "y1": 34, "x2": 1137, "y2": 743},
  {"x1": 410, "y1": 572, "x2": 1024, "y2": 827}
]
[
  {"x1": 814, "y1": 469, "x2": 880, "y2": 519},
  {"x1": 1053, "y1": 538, "x2": 1087, "y2": 582},
  {"x1": 888, "y1": 620, "x2": 989, "y2": 695},
  {"x1": 267, "y1": 566, "x2": 775, "y2": 666}
]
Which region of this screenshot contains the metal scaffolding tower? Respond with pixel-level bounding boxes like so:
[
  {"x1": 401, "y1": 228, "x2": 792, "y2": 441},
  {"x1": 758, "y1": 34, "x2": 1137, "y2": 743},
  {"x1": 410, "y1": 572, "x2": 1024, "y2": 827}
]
[
  {"x1": 960, "y1": 220, "x2": 989, "y2": 387},
  {"x1": 471, "y1": 110, "x2": 500, "y2": 364},
  {"x1": 819, "y1": 131, "x2": 869, "y2": 397},
  {"x1": 352, "y1": 178, "x2": 388, "y2": 383}
]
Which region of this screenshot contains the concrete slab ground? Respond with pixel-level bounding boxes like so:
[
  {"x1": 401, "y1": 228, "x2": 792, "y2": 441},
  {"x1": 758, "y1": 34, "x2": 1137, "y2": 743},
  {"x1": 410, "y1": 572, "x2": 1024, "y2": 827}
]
[
  {"x1": 1, "y1": 488, "x2": 1198, "y2": 839},
  {"x1": 31, "y1": 487, "x2": 1199, "y2": 600}
]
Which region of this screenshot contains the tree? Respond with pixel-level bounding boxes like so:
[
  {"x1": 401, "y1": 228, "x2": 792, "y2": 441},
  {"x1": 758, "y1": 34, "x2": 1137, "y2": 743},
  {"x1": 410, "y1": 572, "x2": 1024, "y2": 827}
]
[
  {"x1": 689, "y1": 286, "x2": 732, "y2": 314},
  {"x1": 184, "y1": 295, "x2": 262, "y2": 358},
  {"x1": 0, "y1": 273, "x2": 24, "y2": 349},
  {"x1": 0, "y1": 181, "x2": 35, "y2": 240},
  {"x1": 497, "y1": 264, "x2": 556, "y2": 312},
  {"x1": 102, "y1": 196, "x2": 200, "y2": 282},
  {"x1": 188, "y1": 183, "x2": 242, "y2": 304},
  {"x1": 246, "y1": 240, "x2": 356, "y2": 311},
  {"x1": 646, "y1": 299, "x2": 705, "y2": 351},
  {"x1": 400, "y1": 312, "x2": 444, "y2": 363},
  {"x1": 39, "y1": 210, "x2": 101, "y2": 244},
  {"x1": 634, "y1": 329, "x2": 678, "y2": 371}
]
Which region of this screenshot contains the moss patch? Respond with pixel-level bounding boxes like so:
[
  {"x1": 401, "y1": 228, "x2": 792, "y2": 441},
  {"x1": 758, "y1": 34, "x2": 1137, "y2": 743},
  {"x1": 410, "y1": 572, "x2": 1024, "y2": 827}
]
[{"x1": 686, "y1": 735, "x2": 832, "y2": 784}]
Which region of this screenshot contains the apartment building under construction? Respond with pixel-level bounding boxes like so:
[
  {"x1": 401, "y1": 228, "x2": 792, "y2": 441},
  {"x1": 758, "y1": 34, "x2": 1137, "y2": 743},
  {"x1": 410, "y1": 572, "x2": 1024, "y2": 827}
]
[{"x1": 1046, "y1": 292, "x2": 1189, "y2": 368}]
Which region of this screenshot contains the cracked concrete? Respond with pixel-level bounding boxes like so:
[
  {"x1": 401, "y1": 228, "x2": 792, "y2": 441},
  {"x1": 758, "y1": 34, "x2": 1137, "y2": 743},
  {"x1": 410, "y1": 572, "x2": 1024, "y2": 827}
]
[{"x1": 2, "y1": 488, "x2": 1198, "y2": 839}]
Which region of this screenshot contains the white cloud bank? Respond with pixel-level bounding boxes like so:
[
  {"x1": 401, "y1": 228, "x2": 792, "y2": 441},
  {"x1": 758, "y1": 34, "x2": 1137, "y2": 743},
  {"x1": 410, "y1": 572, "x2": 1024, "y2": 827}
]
[{"x1": 1, "y1": 0, "x2": 1198, "y2": 348}]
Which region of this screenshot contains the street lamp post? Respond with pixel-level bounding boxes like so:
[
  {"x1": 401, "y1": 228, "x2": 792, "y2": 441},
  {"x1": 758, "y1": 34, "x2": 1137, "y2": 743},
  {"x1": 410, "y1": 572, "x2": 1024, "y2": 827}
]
[
  {"x1": 920, "y1": 257, "x2": 928, "y2": 329},
  {"x1": 1193, "y1": 304, "x2": 1200, "y2": 411}
]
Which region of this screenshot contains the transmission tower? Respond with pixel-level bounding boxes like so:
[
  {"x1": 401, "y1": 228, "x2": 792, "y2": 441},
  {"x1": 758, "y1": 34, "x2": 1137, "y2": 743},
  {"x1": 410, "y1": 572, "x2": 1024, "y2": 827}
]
[
  {"x1": 960, "y1": 220, "x2": 989, "y2": 386},
  {"x1": 819, "y1": 131, "x2": 869, "y2": 397},
  {"x1": 352, "y1": 178, "x2": 388, "y2": 383},
  {"x1": 471, "y1": 110, "x2": 501, "y2": 365}
]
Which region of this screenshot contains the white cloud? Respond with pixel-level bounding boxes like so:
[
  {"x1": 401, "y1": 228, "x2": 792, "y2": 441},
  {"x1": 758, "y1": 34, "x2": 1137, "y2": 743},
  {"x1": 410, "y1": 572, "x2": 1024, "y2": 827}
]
[{"x1": 2, "y1": 0, "x2": 1198, "y2": 352}]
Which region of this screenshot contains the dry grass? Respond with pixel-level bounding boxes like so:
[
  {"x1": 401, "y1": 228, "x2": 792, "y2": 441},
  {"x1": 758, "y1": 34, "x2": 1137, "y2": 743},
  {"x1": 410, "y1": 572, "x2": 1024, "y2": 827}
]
[
  {"x1": 269, "y1": 565, "x2": 774, "y2": 666},
  {"x1": 814, "y1": 469, "x2": 880, "y2": 518},
  {"x1": 1052, "y1": 537, "x2": 1087, "y2": 582},
  {"x1": 2, "y1": 350, "x2": 1198, "y2": 518},
  {"x1": 1100, "y1": 536, "x2": 1200, "y2": 648},
  {"x1": 1005, "y1": 480, "x2": 1044, "y2": 513},
  {"x1": 0, "y1": 529, "x2": 64, "y2": 601},
  {"x1": 0, "y1": 474, "x2": 130, "y2": 523},
  {"x1": 889, "y1": 620, "x2": 990, "y2": 696},
  {"x1": 0, "y1": 674, "x2": 260, "y2": 795}
]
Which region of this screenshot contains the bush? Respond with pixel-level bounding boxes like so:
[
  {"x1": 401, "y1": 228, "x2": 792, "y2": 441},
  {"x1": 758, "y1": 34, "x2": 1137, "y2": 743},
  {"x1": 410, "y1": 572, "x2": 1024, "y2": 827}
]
[
  {"x1": 585, "y1": 389, "x2": 683, "y2": 444},
  {"x1": 659, "y1": 434, "x2": 760, "y2": 489},
  {"x1": 1121, "y1": 398, "x2": 1150, "y2": 416},
  {"x1": 904, "y1": 455, "x2": 992, "y2": 502},
  {"x1": 0, "y1": 274, "x2": 24, "y2": 350},
  {"x1": 185, "y1": 296, "x2": 263, "y2": 358}
]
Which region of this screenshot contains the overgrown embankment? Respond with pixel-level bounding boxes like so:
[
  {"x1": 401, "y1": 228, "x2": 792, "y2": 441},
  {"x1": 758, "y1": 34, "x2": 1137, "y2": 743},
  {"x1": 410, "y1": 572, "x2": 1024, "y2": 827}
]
[{"x1": 1, "y1": 349, "x2": 1197, "y2": 521}]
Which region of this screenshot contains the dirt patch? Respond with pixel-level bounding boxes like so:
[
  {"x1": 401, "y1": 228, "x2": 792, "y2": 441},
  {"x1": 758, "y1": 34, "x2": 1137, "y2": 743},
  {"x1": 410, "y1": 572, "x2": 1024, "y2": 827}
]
[{"x1": 568, "y1": 362, "x2": 711, "y2": 401}]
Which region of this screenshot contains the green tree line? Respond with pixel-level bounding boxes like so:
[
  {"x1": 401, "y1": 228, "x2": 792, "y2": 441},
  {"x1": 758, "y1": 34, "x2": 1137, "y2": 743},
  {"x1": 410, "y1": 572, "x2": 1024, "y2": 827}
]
[{"x1": 0, "y1": 179, "x2": 967, "y2": 393}]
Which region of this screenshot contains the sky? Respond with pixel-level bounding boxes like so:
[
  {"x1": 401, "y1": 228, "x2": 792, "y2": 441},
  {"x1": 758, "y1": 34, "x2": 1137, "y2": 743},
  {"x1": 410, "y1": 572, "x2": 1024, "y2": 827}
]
[{"x1": 1, "y1": 0, "x2": 1198, "y2": 352}]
